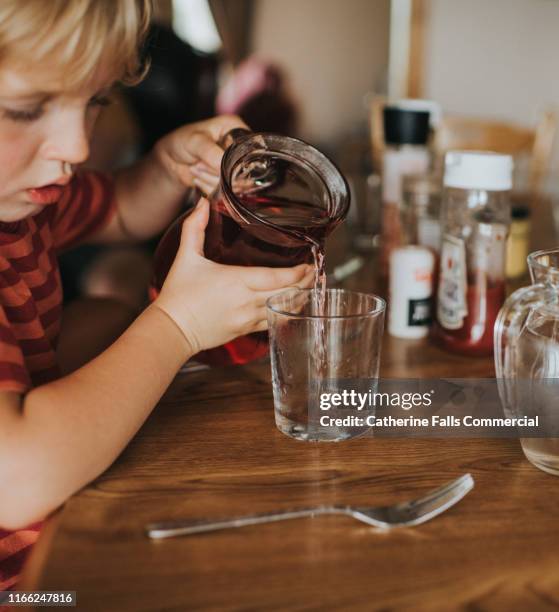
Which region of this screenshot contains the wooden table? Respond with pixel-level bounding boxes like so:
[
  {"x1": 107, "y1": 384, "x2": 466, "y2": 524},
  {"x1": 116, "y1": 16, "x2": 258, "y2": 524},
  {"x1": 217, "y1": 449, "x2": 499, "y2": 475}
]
[{"x1": 22, "y1": 199, "x2": 559, "y2": 611}]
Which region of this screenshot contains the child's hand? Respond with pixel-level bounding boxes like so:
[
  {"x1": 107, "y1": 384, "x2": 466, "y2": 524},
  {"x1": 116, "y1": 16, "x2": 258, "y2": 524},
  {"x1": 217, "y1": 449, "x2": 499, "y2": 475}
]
[
  {"x1": 153, "y1": 199, "x2": 315, "y2": 355},
  {"x1": 155, "y1": 115, "x2": 249, "y2": 195}
]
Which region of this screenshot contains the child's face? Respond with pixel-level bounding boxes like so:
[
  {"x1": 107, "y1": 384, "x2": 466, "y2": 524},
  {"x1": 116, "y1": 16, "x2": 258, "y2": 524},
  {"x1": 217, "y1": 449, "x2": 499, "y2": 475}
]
[{"x1": 0, "y1": 63, "x2": 111, "y2": 222}]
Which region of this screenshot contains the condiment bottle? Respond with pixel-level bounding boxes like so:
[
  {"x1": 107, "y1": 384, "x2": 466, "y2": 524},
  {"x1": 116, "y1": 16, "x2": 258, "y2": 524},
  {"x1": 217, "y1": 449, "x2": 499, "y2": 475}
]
[
  {"x1": 506, "y1": 204, "x2": 531, "y2": 279},
  {"x1": 432, "y1": 151, "x2": 512, "y2": 357},
  {"x1": 389, "y1": 245, "x2": 435, "y2": 339},
  {"x1": 380, "y1": 106, "x2": 431, "y2": 275}
]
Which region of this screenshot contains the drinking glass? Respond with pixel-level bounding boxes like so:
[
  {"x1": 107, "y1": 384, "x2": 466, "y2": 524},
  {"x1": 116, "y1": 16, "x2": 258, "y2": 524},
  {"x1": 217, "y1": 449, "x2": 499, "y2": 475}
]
[{"x1": 267, "y1": 288, "x2": 386, "y2": 441}]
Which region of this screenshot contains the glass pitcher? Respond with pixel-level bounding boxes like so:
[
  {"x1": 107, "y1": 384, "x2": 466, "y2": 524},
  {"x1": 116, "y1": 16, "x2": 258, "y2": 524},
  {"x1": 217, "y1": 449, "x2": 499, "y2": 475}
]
[
  {"x1": 150, "y1": 129, "x2": 350, "y2": 366},
  {"x1": 494, "y1": 247, "x2": 559, "y2": 475}
]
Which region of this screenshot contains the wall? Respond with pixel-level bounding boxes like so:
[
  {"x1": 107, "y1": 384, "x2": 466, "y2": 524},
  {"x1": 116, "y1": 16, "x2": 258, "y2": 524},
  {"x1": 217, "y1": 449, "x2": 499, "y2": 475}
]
[
  {"x1": 424, "y1": 0, "x2": 559, "y2": 138},
  {"x1": 250, "y1": 0, "x2": 391, "y2": 146}
]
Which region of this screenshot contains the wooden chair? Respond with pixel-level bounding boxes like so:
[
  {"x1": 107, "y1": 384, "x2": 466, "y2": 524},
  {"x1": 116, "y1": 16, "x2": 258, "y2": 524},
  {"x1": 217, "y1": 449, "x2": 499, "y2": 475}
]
[
  {"x1": 369, "y1": 95, "x2": 387, "y2": 174},
  {"x1": 433, "y1": 112, "x2": 557, "y2": 194}
]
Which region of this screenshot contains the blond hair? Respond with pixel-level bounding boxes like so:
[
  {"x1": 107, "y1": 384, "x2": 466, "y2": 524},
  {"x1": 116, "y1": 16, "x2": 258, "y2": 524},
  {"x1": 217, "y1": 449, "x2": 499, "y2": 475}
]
[{"x1": 0, "y1": 0, "x2": 152, "y2": 89}]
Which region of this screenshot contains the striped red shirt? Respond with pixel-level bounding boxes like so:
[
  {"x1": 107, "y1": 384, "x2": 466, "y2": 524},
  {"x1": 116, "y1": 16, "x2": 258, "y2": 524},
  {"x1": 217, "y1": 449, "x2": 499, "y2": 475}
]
[{"x1": 0, "y1": 171, "x2": 116, "y2": 590}]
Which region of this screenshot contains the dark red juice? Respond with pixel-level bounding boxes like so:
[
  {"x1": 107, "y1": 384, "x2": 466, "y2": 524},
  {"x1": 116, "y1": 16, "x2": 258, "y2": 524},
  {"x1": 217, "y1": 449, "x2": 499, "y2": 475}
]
[{"x1": 151, "y1": 193, "x2": 335, "y2": 365}]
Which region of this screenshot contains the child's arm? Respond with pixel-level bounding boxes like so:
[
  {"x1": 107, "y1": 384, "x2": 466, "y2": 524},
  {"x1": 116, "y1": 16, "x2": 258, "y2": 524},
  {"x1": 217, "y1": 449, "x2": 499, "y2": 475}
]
[
  {"x1": 0, "y1": 201, "x2": 313, "y2": 530},
  {"x1": 0, "y1": 304, "x2": 189, "y2": 530},
  {"x1": 94, "y1": 114, "x2": 247, "y2": 243}
]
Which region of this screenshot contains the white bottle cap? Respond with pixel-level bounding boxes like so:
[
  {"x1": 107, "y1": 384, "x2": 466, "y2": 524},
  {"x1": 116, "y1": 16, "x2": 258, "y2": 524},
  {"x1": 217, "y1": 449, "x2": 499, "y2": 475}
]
[{"x1": 444, "y1": 151, "x2": 513, "y2": 191}]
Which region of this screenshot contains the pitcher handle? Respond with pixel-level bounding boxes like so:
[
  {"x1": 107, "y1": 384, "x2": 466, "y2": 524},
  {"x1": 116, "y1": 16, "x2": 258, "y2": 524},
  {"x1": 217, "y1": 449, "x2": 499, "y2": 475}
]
[
  {"x1": 494, "y1": 284, "x2": 545, "y2": 412},
  {"x1": 218, "y1": 128, "x2": 252, "y2": 150}
]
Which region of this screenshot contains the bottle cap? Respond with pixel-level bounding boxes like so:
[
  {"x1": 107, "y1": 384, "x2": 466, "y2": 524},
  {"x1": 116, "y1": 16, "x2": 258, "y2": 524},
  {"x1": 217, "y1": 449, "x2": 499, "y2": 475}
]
[
  {"x1": 511, "y1": 204, "x2": 530, "y2": 220},
  {"x1": 394, "y1": 99, "x2": 442, "y2": 129},
  {"x1": 444, "y1": 150, "x2": 513, "y2": 191},
  {"x1": 383, "y1": 107, "x2": 430, "y2": 146}
]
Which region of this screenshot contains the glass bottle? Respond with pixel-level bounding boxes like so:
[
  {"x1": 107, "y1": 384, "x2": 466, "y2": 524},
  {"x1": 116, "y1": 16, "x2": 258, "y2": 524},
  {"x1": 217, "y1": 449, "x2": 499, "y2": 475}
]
[
  {"x1": 380, "y1": 106, "x2": 431, "y2": 275},
  {"x1": 432, "y1": 151, "x2": 513, "y2": 357},
  {"x1": 150, "y1": 129, "x2": 350, "y2": 366},
  {"x1": 401, "y1": 173, "x2": 442, "y2": 252},
  {"x1": 495, "y1": 248, "x2": 559, "y2": 475}
]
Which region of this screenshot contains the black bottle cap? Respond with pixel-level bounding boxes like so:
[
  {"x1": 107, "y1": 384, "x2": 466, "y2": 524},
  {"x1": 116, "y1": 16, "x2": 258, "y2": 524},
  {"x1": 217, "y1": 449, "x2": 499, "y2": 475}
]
[
  {"x1": 383, "y1": 106, "x2": 430, "y2": 146},
  {"x1": 512, "y1": 205, "x2": 530, "y2": 220}
]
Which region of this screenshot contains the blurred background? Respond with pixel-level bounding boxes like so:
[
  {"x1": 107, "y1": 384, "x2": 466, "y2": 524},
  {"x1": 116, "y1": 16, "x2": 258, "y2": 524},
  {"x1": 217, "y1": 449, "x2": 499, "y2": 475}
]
[
  {"x1": 85, "y1": 0, "x2": 559, "y2": 186},
  {"x1": 66, "y1": 0, "x2": 559, "y2": 306}
]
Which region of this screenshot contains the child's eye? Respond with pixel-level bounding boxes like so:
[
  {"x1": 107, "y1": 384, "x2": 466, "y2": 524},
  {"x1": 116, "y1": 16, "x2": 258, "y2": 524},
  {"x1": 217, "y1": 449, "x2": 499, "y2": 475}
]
[
  {"x1": 2, "y1": 94, "x2": 111, "y2": 123},
  {"x1": 2, "y1": 106, "x2": 44, "y2": 123},
  {"x1": 88, "y1": 95, "x2": 111, "y2": 109}
]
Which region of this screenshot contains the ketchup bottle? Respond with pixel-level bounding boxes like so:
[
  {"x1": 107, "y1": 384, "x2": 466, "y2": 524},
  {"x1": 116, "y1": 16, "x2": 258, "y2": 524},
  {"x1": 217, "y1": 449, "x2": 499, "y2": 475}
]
[{"x1": 432, "y1": 151, "x2": 512, "y2": 357}]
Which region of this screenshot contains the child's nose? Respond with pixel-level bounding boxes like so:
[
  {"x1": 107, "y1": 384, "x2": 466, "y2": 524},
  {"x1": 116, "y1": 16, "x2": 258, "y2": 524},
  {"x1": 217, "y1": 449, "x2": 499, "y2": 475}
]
[{"x1": 42, "y1": 114, "x2": 90, "y2": 166}]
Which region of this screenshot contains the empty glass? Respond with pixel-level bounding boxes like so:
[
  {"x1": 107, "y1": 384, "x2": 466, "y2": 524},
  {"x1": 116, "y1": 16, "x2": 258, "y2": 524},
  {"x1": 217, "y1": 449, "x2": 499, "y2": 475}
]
[{"x1": 267, "y1": 288, "x2": 386, "y2": 441}]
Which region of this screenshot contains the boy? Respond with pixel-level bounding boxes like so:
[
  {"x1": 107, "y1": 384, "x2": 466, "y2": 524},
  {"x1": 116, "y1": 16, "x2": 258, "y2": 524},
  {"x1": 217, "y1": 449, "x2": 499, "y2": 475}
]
[{"x1": 0, "y1": 0, "x2": 312, "y2": 588}]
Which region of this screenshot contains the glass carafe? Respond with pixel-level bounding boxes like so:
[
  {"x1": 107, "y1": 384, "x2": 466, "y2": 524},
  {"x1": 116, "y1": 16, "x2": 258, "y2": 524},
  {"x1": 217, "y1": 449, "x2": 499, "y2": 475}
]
[
  {"x1": 495, "y1": 248, "x2": 559, "y2": 475},
  {"x1": 151, "y1": 129, "x2": 350, "y2": 366}
]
